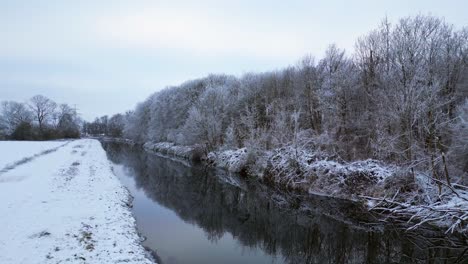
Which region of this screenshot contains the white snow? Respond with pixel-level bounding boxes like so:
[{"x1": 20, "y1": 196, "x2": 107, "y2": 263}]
[
  {"x1": 0, "y1": 140, "x2": 68, "y2": 170},
  {"x1": 206, "y1": 148, "x2": 250, "y2": 172},
  {"x1": 0, "y1": 139, "x2": 153, "y2": 264},
  {"x1": 206, "y1": 146, "x2": 396, "y2": 195}
]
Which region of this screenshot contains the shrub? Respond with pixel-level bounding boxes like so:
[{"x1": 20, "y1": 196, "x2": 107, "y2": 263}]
[{"x1": 11, "y1": 122, "x2": 35, "y2": 140}]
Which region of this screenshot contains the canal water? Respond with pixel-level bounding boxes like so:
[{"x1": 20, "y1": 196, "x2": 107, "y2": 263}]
[{"x1": 101, "y1": 141, "x2": 467, "y2": 264}]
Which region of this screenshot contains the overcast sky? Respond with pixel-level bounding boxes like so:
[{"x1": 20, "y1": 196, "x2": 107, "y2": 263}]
[{"x1": 1, "y1": 0, "x2": 466, "y2": 120}]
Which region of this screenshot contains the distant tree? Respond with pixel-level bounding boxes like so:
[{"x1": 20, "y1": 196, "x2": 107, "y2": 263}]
[
  {"x1": 29, "y1": 95, "x2": 57, "y2": 131},
  {"x1": 84, "y1": 117, "x2": 105, "y2": 136},
  {"x1": 0, "y1": 101, "x2": 33, "y2": 135},
  {"x1": 108, "y1": 114, "x2": 125, "y2": 137},
  {"x1": 1, "y1": 97, "x2": 81, "y2": 140},
  {"x1": 0, "y1": 123, "x2": 7, "y2": 139},
  {"x1": 56, "y1": 104, "x2": 80, "y2": 138},
  {"x1": 123, "y1": 101, "x2": 151, "y2": 143},
  {"x1": 100, "y1": 115, "x2": 109, "y2": 135}
]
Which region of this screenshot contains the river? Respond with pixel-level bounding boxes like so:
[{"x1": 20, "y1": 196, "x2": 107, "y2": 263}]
[{"x1": 101, "y1": 141, "x2": 467, "y2": 264}]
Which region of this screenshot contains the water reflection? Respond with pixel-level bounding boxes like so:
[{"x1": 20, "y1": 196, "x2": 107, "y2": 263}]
[{"x1": 102, "y1": 142, "x2": 467, "y2": 264}]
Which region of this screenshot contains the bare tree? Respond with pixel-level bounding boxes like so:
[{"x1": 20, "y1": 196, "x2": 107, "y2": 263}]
[
  {"x1": 0, "y1": 101, "x2": 33, "y2": 134},
  {"x1": 29, "y1": 95, "x2": 57, "y2": 130}
]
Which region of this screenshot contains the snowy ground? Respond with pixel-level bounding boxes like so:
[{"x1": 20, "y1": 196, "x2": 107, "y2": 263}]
[
  {"x1": 0, "y1": 140, "x2": 68, "y2": 170},
  {"x1": 0, "y1": 139, "x2": 153, "y2": 264}
]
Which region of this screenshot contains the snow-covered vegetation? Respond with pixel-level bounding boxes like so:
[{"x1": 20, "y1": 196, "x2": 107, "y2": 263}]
[
  {"x1": 93, "y1": 15, "x2": 468, "y2": 233},
  {"x1": 143, "y1": 142, "x2": 203, "y2": 161},
  {"x1": 120, "y1": 15, "x2": 467, "y2": 180},
  {"x1": 0, "y1": 139, "x2": 153, "y2": 263}
]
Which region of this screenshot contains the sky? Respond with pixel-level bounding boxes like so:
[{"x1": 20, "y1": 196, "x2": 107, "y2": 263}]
[{"x1": 0, "y1": 0, "x2": 466, "y2": 120}]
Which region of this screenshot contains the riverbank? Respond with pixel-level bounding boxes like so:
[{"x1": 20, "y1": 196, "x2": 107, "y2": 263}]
[
  {"x1": 142, "y1": 140, "x2": 468, "y2": 235},
  {"x1": 103, "y1": 140, "x2": 468, "y2": 263},
  {"x1": 0, "y1": 139, "x2": 153, "y2": 264}
]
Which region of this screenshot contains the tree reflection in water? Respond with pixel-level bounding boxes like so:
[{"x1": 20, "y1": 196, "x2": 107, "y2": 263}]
[{"x1": 102, "y1": 142, "x2": 467, "y2": 264}]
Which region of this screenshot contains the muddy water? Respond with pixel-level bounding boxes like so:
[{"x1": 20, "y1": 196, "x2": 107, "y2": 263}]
[{"x1": 101, "y1": 142, "x2": 467, "y2": 264}]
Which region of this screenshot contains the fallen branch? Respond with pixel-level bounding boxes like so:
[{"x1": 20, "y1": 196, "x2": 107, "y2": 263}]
[{"x1": 360, "y1": 194, "x2": 468, "y2": 234}]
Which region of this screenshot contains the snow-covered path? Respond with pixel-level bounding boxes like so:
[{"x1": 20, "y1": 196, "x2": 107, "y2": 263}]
[{"x1": 0, "y1": 139, "x2": 153, "y2": 264}]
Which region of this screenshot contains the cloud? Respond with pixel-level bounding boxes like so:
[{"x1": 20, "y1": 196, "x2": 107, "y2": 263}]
[{"x1": 95, "y1": 7, "x2": 308, "y2": 59}]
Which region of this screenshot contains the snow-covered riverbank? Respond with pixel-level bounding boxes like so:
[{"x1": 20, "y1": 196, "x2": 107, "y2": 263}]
[
  {"x1": 141, "y1": 140, "x2": 468, "y2": 235},
  {"x1": 0, "y1": 139, "x2": 153, "y2": 264}
]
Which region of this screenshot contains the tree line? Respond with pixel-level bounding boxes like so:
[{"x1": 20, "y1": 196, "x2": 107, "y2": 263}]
[
  {"x1": 107, "y1": 16, "x2": 468, "y2": 182},
  {"x1": 82, "y1": 114, "x2": 125, "y2": 138},
  {"x1": 0, "y1": 95, "x2": 81, "y2": 140}
]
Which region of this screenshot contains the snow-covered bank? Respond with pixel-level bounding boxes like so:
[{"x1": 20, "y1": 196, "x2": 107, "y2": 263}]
[
  {"x1": 0, "y1": 139, "x2": 153, "y2": 264},
  {"x1": 206, "y1": 146, "x2": 468, "y2": 234},
  {"x1": 143, "y1": 141, "x2": 203, "y2": 161},
  {"x1": 141, "y1": 141, "x2": 398, "y2": 197},
  {"x1": 206, "y1": 146, "x2": 396, "y2": 195},
  {"x1": 139, "y1": 140, "x2": 468, "y2": 234},
  {"x1": 91, "y1": 136, "x2": 138, "y2": 146}
]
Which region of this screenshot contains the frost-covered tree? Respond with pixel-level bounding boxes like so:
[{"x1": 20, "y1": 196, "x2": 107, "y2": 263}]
[
  {"x1": 114, "y1": 14, "x2": 467, "y2": 176},
  {"x1": 55, "y1": 104, "x2": 80, "y2": 138},
  {"x1": 108, "y1": 114, "x2": 125, "y2": 138},
  {"x1": 317, "y1": 45, "x2": 363, "y2": 159},
  {"x1": 123, "y1": 100, "x2": 151, "y2": 143},
  {"x1": 354, "y1": 16, "x2": 467, "y2": 166},
  {"x1": 183, "y1": 85, "x2": 228, "y2": 151},
  {"x1": 450, "y1": 99, "x2": 468, "y2": 175},
  {"x1": 294, "y1": 55, "x2": 322, "y2": 133}
]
